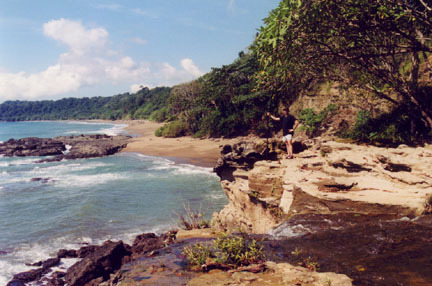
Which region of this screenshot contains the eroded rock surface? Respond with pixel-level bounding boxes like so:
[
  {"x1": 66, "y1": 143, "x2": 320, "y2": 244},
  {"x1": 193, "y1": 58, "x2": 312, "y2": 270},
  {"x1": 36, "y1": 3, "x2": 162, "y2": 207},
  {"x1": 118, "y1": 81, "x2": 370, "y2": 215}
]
[
  {"x1": 187, "y1": 261, "x2": 352, "y2": 286},
  {"x1": 213, "y1": 140, "x2": 432, "y2": 233},
  {"x1": 0, "y1": 134, "x2": 130, "y2": 161}
]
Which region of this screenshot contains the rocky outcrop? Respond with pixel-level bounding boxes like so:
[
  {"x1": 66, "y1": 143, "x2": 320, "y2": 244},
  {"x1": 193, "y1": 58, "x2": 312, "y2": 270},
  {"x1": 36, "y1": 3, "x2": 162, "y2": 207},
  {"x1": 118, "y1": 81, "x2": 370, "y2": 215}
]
[
  {"x1": 52, "y1": 134, "x2": 130, "y2": 161},
  {"x1": 7, "y1": 257, "x2": 61, "y2": 286},
  {"x1": 0, "y1": 137, "x2": 65, "y2": 157},
  {"x1": 65, "y1": 240, "x2": 130, "y2": 286},
  {"x1": 187, "y1": 261, "x2": 353, "y2": 286},
  {"x1": 8, "y1": 232, "x2": 175, "y2": 286},
  {"x1": 212, "y1": 139, "x2": 432, "y2": 233},
  {"x1": 0, "y1": 134, "x2": 130, "y2": 161}
]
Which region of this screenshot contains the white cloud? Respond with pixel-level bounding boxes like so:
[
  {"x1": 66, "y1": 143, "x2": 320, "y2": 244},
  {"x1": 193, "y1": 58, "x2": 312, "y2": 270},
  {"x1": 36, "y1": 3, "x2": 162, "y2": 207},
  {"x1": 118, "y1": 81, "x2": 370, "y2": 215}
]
[
  {"x1": 0, "y1": 19, "x2": 203, "y2": 101},
  {"x1": 43, "y1": 18, "x2": 108, "y2": 55},
  {"x1": 181, "y1": 58, "x2": 203, "y2": 77},
  {"x1": 93, "y1": 3, "x2": 122, "y2": 11},
  {"x1": 130, "y1": 83, "x2": 154, "y2": 93},
  {"x1": 132, "y1": 8, "x2": 159, "y2": 19},
  {"x1": 131, "y1": 37, "x2": 148, "y2": 45}
]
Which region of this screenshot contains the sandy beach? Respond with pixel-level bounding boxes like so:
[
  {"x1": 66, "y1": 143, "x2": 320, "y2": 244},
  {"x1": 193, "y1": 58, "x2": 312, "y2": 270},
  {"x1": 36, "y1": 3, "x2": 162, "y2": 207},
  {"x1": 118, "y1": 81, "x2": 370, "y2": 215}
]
[{"x1": 118, "y1": 120, "x2": 239, "y2": 167}]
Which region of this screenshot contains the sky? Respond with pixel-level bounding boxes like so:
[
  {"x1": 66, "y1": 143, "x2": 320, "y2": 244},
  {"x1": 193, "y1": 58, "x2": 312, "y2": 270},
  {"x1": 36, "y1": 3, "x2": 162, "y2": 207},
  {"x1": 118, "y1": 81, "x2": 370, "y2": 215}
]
[{"x1": 0, "y1": 0, "x2": 280, "y2": 102}]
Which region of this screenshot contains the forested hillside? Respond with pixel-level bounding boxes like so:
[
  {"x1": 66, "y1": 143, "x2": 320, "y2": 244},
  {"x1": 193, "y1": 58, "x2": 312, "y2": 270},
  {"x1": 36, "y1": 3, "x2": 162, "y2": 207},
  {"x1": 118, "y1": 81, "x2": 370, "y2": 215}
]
[
  {"x1": 0, "y1": 87, "x2": 171, "y2": 121},
  {"x1": 1, "y1": 0, "x2": 431, "y2": 144}
]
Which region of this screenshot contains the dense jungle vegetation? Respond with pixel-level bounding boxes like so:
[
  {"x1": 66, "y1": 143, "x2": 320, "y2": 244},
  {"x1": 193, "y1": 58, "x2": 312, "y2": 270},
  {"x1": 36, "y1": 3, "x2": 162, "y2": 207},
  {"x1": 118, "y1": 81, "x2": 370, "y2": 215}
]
[{"x1": 1, "y1": 0, "x2": 431, "y2": 144}]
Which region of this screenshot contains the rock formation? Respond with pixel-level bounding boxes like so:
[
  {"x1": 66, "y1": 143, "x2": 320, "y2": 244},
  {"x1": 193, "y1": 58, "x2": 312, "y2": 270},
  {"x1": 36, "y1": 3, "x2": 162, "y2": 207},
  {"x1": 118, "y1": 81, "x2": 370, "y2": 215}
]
[
  {"x1": 212, "y1": 138, "x2": 432, "y2": 233},
  {"x1": 0, "y1": 134, "x2": 130, "y2": 161},
  {"x1": 7, "y1": 232, "x2": 175, "y2": 286},
  {"x1": 187, "y1": 261, "x2": 353, "y2": 286}
]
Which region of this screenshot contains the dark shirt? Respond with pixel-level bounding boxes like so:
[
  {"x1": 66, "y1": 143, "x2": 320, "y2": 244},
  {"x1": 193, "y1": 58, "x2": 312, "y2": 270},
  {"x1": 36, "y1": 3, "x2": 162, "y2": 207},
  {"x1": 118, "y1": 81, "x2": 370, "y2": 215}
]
[{"x1": 282, "y1": 115, "x2": 296, "y2": 136}]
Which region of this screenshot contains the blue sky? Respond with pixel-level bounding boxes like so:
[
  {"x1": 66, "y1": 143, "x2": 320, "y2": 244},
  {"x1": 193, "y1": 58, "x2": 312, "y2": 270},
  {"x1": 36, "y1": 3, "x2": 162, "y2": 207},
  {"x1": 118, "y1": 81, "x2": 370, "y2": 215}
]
[{"x1": 0, "y1": 0, "x2": 279, "y2": 102}]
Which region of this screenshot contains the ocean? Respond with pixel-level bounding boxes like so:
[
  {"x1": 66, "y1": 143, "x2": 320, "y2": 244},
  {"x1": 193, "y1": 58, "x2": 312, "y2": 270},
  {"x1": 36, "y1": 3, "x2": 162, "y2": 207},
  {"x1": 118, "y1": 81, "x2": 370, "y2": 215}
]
[{"x1": 0, "y1": 121, "x2": 227, "y2": 284}]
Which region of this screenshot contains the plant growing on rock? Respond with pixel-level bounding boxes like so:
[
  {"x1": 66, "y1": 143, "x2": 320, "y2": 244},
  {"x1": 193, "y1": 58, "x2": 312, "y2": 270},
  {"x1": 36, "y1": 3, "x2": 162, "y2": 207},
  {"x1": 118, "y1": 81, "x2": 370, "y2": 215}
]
[
  {"x1": 299, "y1": 256, "x2": 320, "y2": 272},
  {"x1": 182, "y1": 242, "x2": 213, "y2": 268},
  {"x1": 213, "y1": 233, "x2": 265, "y2": 266},
  {"x1": 177, "y1": 204, "x2": 210, "y2": 230},
  {"x1": 182, "y1": 233, "x2": 265, "y2": 271}
]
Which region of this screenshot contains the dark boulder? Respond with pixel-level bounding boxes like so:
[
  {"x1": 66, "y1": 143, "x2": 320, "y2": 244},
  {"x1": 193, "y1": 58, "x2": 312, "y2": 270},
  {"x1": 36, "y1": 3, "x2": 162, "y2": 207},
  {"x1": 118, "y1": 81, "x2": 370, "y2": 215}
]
[
  {"x1": 10, "y1": 268, "x2": 45, "y2": 284},
  {"x1": 64, "y1": 240, "x2": 131, "y2": 286},
  {"x1": 6, "y1": 281, "x2": 26, "y2": 286},
  {"x1": 130, "y1": 233, "x2": 167, "y2": 259},
  {"x1": 1, "y1": 134, "x2": 130, "y2": 161},
  {"x1": 77, "y1": 245, "x2": 99, "y2": 258},
  {"x1": 0, "y1": 137, "x2": 65, "y2": 157},
  {"x1": 57, "y1": 248, "x2": 78, "y2": 259}
]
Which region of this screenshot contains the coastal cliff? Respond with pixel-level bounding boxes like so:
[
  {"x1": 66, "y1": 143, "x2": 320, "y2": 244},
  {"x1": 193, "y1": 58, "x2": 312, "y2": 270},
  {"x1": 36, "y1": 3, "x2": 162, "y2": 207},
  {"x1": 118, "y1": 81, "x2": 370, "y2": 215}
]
[{"x1": 212, "y1": 138, "x2": 432, "y2": 233}]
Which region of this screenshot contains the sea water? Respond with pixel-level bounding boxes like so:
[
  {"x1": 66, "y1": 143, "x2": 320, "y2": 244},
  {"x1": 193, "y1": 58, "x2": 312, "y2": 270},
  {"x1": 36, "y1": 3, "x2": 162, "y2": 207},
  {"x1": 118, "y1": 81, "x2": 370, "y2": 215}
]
[{"x1": 0, "y1": 121, "x2": 227, "y2": 284}]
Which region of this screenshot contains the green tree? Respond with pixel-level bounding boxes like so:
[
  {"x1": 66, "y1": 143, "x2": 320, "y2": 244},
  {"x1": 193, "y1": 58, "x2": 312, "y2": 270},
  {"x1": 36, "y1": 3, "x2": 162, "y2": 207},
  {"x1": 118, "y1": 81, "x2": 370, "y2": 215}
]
[{"x1": 253, "y1": 0, "x2": 432, "y2": 136}]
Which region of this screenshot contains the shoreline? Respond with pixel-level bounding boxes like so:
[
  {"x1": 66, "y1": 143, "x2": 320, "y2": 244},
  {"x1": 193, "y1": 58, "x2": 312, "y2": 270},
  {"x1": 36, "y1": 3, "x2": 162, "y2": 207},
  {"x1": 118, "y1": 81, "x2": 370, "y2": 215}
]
[{"x1": 105, "y1": 119, "x2": 239, "y2": 168}]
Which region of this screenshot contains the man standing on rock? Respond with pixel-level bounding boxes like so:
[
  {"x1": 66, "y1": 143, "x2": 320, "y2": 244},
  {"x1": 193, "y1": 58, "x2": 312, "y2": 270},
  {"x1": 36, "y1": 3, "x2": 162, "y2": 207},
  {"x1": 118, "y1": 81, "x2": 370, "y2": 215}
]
[{"x1": 267, "y1": 107, "x2": 299, "y2": 159}]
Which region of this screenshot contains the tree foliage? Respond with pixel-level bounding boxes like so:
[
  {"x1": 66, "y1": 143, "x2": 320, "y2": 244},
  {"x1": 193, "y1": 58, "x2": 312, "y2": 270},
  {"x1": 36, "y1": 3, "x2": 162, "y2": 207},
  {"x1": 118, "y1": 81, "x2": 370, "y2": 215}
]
[
  {"x1": 253, "y1": 0, "x2": 432, "y2": 135},
  {"x1": 0, "y1": 87, "x2": 171, "y2": 121}
]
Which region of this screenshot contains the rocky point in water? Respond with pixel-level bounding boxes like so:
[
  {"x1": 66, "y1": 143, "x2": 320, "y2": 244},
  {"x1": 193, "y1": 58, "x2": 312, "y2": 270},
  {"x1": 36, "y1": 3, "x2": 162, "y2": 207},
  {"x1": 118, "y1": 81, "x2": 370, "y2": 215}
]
[
  {"x1": 7, "y1": 232, "x2": 176, "y2": 286},
  {"x1": 0, "y1": 134, "x2": 130, "y2": 161}
]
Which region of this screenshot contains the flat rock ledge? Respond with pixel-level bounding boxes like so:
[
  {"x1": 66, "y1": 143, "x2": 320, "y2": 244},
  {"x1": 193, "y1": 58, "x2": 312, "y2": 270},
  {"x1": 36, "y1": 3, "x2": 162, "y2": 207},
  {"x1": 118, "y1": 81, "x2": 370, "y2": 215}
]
[
  {"x1": 212, "y1": 139, "x2": 432, "y2": 233},
  {"x1": 0, "y1": 134, "x2": 130, "y2": 161},
  {"x1": 187, "y1": 261, "x2": 352, "y2": 286}
]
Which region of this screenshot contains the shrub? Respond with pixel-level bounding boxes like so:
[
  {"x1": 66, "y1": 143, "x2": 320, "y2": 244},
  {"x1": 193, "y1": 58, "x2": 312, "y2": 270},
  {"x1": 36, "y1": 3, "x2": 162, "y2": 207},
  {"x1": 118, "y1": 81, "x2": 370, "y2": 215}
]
[
  {"x1": 182, "y1": 233, "x2": 265, "y2": 270},
  {"x1": 298, "y1": 104, "x2": 338, "y2": 136},
  {"x1": 182, "y1": 243, "x2": 213, "y2": 267},
  {"x1": 154, "y1": 126, "x2": 164, "y2": 137},
  {"x1": 213, "y1": 233, "x2": 265, "y2": 266},
  {"x1": 156, "y1": 120, "x2": 189, "y2": 138},
  {"x1": 149, "y1": 107, "x2": 170, "y2": 122},
  {"x1": 177, "y1": 204, "x2": 210, "y2": 230},
  {"x1": 339, "y1": 107, "x2": 421, "y2": 145}
]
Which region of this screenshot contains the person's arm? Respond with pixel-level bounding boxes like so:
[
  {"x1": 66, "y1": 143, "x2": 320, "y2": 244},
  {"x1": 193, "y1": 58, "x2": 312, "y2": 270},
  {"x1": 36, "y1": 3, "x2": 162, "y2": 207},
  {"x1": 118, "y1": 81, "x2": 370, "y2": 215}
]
[
  {"x1": 290, "y1": 120, "x2": 300, "y2": 132},
  {"x1": 266, "y1": 112, "x2": 280, "y2": 121}
]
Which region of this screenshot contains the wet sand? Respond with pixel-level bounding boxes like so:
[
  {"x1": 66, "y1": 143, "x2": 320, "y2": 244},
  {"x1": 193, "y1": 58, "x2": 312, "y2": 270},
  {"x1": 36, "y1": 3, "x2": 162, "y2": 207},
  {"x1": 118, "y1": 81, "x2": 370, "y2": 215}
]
[{"x1": 117, "y1": 120, "x2": 238, "y2": 167}]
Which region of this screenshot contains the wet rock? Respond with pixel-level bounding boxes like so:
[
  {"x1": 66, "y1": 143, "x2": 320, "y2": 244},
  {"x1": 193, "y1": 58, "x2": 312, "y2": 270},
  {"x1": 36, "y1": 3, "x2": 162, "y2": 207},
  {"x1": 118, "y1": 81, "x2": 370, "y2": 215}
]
[
  {"x1": 65, "y1": 240, "x2": 131, "y2": 286},
  {"x1": 10, "y1": 268, "x2": 45, "y2": 284},
  {"x1": 30, "y1": 177, "x2": 51, "y2": 183},
  {"x1": 57, "y1": 248, "x2": 78, "y2": 258},
  {"x1": 0, "y1": 137, "x2": 65, "y2": 157},
  {"x1": 45, "y1": 272, "x2": 66, "y2": 286},
  {"x1": 11, "y1": 257, "x2": 60, "y2": 285},
  {"x1": 131, "y1": 233, "x2": 166, "y2": 259},
  {"x1": 77, "y1": 245, "x2": 99, "y2": 258},
  {"x1": 0, "y1": 134, "x2": 130, "y2": 161},
  {"x1": 264, "y1": 214, "x2": 432, "y2": 286},
  {"x1": 6, "y1": 281, "x2": 26, "y2": 286},
  {"x1": 40, "y1": 135, "x2": 130, "y2": 162},
  {"x1": 42, "y1": 257, "x2": 61, "y2": 269}
]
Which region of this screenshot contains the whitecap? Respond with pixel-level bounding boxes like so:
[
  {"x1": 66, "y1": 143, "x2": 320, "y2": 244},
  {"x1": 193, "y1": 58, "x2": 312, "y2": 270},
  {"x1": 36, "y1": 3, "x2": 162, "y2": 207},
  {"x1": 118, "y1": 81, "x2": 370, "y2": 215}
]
[
  {"x1": 8, "y1": 158, "x2": 37, "y2": 166},
  {"x1": 99, "y1": 124, "x2": 128, "y2": 136},
  {"x1": 172, "y1": 164, "x2": 215, "y2": 176},
  {"x1": 53, "y1": 172, "x2": 129, "y2": 188},
  {"x1": 0, "y1": 162, "x2": 9, "y2": 167},
  {"x1": 62, "y1": 145, "x2": 72, "y2": 155},
  {"x1": 0, "y1": 237, "x2": 84, "y2": 284}
]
